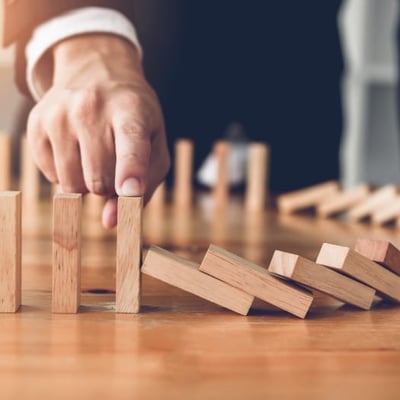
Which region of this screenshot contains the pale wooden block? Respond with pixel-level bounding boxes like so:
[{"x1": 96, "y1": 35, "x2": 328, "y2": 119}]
[
  {"x1": 268, "y1": 250, "x2": 375, "y2": 310},
  {"x1": 172, "y1": 139, "x2": 193, "y2": 209},
  {"x1": 244, "y1": 142, "x2": 269, "y2": 212},
  {"x1": 20, "y1": 136, "x2": 40, "y2": 202},
  {"x1": 277, "y1": 181, "x2": 339, "y2": 214},
  {"x1": 52, "y1": 193, "x2": 82, "y2": 313},
  {"x1": 0, "y1": 134, "x2": 12, "y2": 191},
  {"x1": 371, "y1": 197, "x2": 400, "y2": 225},
  {"x1": 212, "y1": 141, "x2": 229, "y2": 208},
  {"x1": 316, "y1": 184, "x2": 369, "y2": 218},
  {"x1": 316, "y1": 243, "x2": 400, "y2": 302},
  {"x1": 147, "y1": 181, "x2": 166, "y2": 211},
  {"x1": 347, "y1": 185, "x2": 397, "y2": 222},
  {"x1": 0, "y1": 192, "x2": 21, "y2": 312},
  {"x1": 355, "y1": 238, "x2": 400, "y2": 276},
  {"x1": 142, "y1": 246, "x2": 254, "y2": 315},
  {"x1": 116, "y1": 196, "x2": 143, "y2": 313},
  {"x1": 199, "y1": 244, "x2": 313, "y2": 318}
]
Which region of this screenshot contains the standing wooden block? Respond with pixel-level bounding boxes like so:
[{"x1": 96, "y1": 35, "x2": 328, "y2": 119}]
[
  {"x1": 199, "y1": 245, "x2": 313, "y2": 318},
  {"x1": 212, "y1": 141, "x2": 229, "y2": 208},
  {"x1": 20, "y1": 136, "x2": 40, "y2": 201},
  {"x1": 147, "y1": 181, "x2": 166, "y2": 212},
  {"x1": 347, "y1": 185, "x2": 397, "y2": 222},
  {"x1": 316, "y1": 184, "x2": 369, "y2": 218},
  {"x1": 52, "y1": 193, "x2": 82, "y2": 313},
  {"x1": 0, "y1": 192, "x2": 21, "y2": 312},
  {"x1": 116, "y1": 196, "x2": 143, "y2": 313},
  {"x1": 355, "y1": 238, "x2": 400, "y2": 276},
  {"x1": 0, "y1": 134, "x2": 12, "y2": 191},
  {"x1": 316, "y1": 243, "x2": 400, "y2": 302},
  {"x1": 268, "y1": 250, "x2": 375, "y2": 310},
  {"x1": 371, "y1": 197, "x2": 400, "y2": 225},
  {"x1": 277, "y1": 181, "x2": 339, "y2": 214},
  {"x1": 173, "y1": 139, "x2": 193, "y2": 209},
  {"x1": 142, "y1": 246, "x2": 254, "y2": 315},
  {"x1": 244, "y1": 142, "x2": 269, "y2": 212}
]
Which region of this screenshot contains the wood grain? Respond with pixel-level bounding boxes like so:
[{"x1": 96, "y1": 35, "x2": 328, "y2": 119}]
[
  {"x1": 142, "y1": 246, "x2": 254, "y2": 315},
  {"x1": 268, "y1": 250, "x2": 375, "y2": 310},
  {"x1": 0, "y1": 191, "x2": 21, "y2": 312},
  {"x1": 199, "y1": 244, "x2": 313, "y2": 318},
  {"x1": 116, "y1": 196, "x2": 143, "y2": 313},
  {"x1": 52, "y1": 193, "x2": 82, "y2": 313}
]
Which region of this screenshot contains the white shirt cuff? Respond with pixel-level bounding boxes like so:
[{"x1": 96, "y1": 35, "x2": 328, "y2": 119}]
[{"x1": 25, "y1": 7, "x2": 142, "y2": 101}]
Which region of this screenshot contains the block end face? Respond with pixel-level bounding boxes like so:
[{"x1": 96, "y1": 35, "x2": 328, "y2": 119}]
[
  {"x1": 268, "y1": 250, "x2": 299, "y2": 278},
  {"x1": 316, "y1": 243, "x2": 350, "y2": 269}
]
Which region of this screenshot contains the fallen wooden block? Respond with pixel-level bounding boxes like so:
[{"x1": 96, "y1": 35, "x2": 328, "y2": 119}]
[
  {"x1": 316, "y1": 184, "x2": 369, "y2": 218},
  {"x1": 348, "y1": 185, "x2": 397, "y2": 222},
  {"x1": 141, "y1": 246, "x2": 254, "y2": 315},
  {"x1": 316, "y1": 243, "x2": 400, "y2": 302},
  {"x1": 52, "y1": 193, "x2": 82, "y2": 313},
  {"x1": 371, "y1": 197, "x2": 400, "y2": 225},
  {"x1": 0, "y1": 191, "x2": 21, "y2": 312},
  {"x1": 355, "y1": 238, "x2": 400, "y2": 276},
  {"x1": 199, "y1": 245, "x2": 313, "y2": 318},
  {"x1": 277, "y1": 181, "x2": 339, "y2": 214},
  {"x1": 116, "y1": 196, "x2": 143, "y2": 313},
  {"x1": 268, "y1": 250, "x2": 375, "y2": 310},
  {"x1": 0, "y1": 134, "x2": 12, "y2": 191}
]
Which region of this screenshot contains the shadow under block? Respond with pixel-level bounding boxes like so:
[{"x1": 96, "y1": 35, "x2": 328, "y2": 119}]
[
  {"x1": 268, "y1": 250, "x2": 375, "y2": 310},
  {"x1": 52, "y1": 193, "x2": 82, "y2": 313},
  {"x1": 0, "y1": 192, "x2": 21, "y2": 312},
  {"x1": 316, "y1": 243, "x2": 400, "y2": 302},
  {"x1": 277, "y1": 181, "x2": 339, "y2": 214},
  {"x1": 355, "y1": 239, "x2": 400, "y2": 276},
  {"x1": 173, "y1": 139, "x2": 193, "y2": 209},
  {"x1": 199, "y1": 245, "x2": 313, "y2": 318},
  {"x1": 0, "y1": 135, "x2": 11, "y2": 191},
  {"x1": 141, "y1": 246, "x2": 254, "y2": 315},
  {"x1": 348, "y1": 185, "x2": 397, "y2": 222},
  {"x1": 316, "y1": 184, "x2": 369, "y2": 218},
  {"x1": 116, "y1": 196, "x2": 142, "y2": 313}
]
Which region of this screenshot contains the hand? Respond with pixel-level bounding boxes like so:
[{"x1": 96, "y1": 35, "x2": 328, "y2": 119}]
[{"x1": 27, "y1": 34, "x2": 170, "y2": 228}]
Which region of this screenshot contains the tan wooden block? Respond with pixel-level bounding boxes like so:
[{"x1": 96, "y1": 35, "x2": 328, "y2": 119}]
[
  {"x1": 371, "y1": 197, "x2": 400, "y2": 225},
  {"x1": 142, "y1": 246, "x2": 254, "y2": 315},
  {"x1": 116, "y1": 196, "x2": 143, "y2": 313},
  {"x1": 0, "y1": 192, "x2": 21, "y2": 312},
  {"x1": 20, "y1": 136, "x2": 40, "y2": 202},
  {"x1": 268, "y1": 250, "x2": 375, "y2": 310},
  {"x1": 316, "y1": 184, "x2": 369, "y2": 218},
  {"x1": 172, "y1": 139, "x2": 193, "y2": 209},
  {"x1": 0, "y1": 134, "x2": 12, "y2": 191},
  {"x1": 199, "y1": 244, "x2": 313, "y2": 318},
  {"x1": 277, "y1": 181, "x2": 339, "y2": 214},
  {"x1": 355, "y1": 238, "x2": 400, "y2": 276},
  {"x1": 52, "y1": 193, "x2": 82, "y2": 313},
  {"x1": 316, "y1": 243, "x2": 400, "y2": 302},
  {"x1": 212, "y1": 141, "x2": 229, "y2": 208},
  {"x1": 147, "y1": 181, "x2": 166, "y2": 211},
  {"x1": 244, "y1": 142, "x2": 269, "y2": 212},
  {"x1": 348, "y1": 185, "x2": 397, "y2": 222}
]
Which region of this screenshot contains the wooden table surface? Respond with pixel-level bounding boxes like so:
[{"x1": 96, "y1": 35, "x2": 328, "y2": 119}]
[{"x1": 1, "y1": 193, "x2": 400, "y2": 400}]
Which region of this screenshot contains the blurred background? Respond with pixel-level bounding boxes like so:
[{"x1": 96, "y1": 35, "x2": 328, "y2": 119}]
[{"x1": 0, "y1": 0, "x2": 399, "y2": 193}]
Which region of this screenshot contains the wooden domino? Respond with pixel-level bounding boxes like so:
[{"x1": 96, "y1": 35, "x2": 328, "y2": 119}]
[
  {"x1": 0, "y1": 191, "x2": 21, "y2": 312},
  {"x1": 141, "y1": 246, "x2": 254, "y2": 315},
  {"x1": 199, "y1": 244, "x2": 313, "y2": 318},
  {"x1": 147, "y1": 181, "x2": 166, "y2": 212},
  {"x1": 316, "y1": 243, "x2": 400, "y2": 302},
  {"x1": 355, "y1": 238, "x2": 400, "y2": 276},
  {"x1": 277, "y1": 181, "x2": 339, "y2": 214},
  {"x1": 116, "y1": 196, "x2": 143, "y2": 313},
  {"x1": 316, "y1": 184, "x2": 369, "y2": 218},
  {"x1": 0, "y1": 134, "x2": 12, "y2": 191},
  {"x1": 52, "y1": 193, "x2": 82, "y2": 313},
  {"x1": 244, "y1": 142, "x2": 269, "y2": 212},
  {"x1": 20, "y1": 136, "x2": 40, "y2": 202},
  {"x1": 212, "y1": 141, "x2": 229, "y2": 208},
  {"x1": 268, "y1": 250, "x2": 375, "y2": 310},
  {"x1": 371, "y1": 197, "x2": 400, "y2": 225},
  {"x1": 173, "y1": 139, "x2": 193, "y2": 209},
  {"x1": 348, "y1": 185, "x2": 397, "y2": 222}
]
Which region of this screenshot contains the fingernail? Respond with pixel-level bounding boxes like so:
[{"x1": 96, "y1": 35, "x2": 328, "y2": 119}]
[{"x1": 120, "y1": 178, "x2": 142, "y2": 196}]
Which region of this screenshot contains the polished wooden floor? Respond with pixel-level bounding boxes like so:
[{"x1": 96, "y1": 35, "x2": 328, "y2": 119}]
[{"x1": 1, "y1": 193, "x2": 400, "y2": 400}]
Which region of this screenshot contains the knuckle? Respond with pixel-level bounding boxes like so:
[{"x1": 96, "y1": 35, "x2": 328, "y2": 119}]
[
  {"x1": 86, "y1": 178, "x2": 108, "y2": 195},
  {"x1": 44, "y1": 106, "x2": 67, "y2": 135},
  {"x1": 72, "y1": 88, "x2": 101, "y2": 122}
]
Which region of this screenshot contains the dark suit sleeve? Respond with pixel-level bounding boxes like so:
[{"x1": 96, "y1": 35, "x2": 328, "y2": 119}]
[{"x1": 1, "y1": 0, "x2": 135, "y2": 95}]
